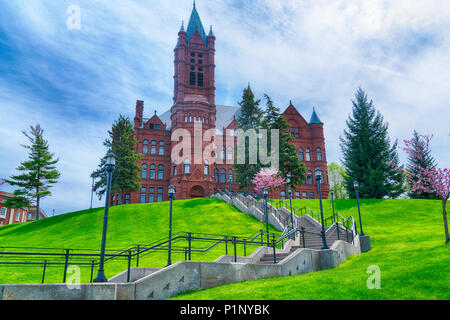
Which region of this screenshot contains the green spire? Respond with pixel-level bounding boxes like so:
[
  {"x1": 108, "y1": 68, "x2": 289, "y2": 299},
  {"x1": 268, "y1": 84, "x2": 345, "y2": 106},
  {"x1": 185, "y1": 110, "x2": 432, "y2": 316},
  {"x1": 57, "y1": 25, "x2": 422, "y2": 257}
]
[
  {"x1": 309, "y1": 107, "x2": 324, "y2": 125},
  {"x1": 186, "y1": 1, "x2": 207, "y2": 46}
]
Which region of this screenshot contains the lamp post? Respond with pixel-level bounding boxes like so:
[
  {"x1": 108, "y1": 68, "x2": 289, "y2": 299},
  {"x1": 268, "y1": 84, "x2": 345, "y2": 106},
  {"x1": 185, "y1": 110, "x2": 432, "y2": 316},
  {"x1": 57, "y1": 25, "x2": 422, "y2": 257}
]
[
  {"x1": 263, "y1": 187, "x2": 270, "y2": 244},
  {"x1": 246, "y1": 176, "x2": 249, "y2": 197},
  {"x1": 94, "y1": 153, "x2": 116, "y2": 283},
  {"x1": 277, "y1": 183, "x2": 281, "y2": 205},
  {"x1": 228, "y1": 175, "x2": 232, "y2": 197},
  {"x1": 286, "y1": 173, "x2": 291, "y2": 199},
  {"x1": 330, "y1": 189, "x2": 335, "y2": 223},
  {"x1": 166, "y1": 185, "x2": 176, "y2": 267},
  {"x1": 211, "y1": 175, "x2": 215, "y2": 193},
  {"x1": 354, "y1": 181, "x2": 365, "y2": 236},
  {"x1": 315, "y1": 168, "x2": 329, "y2": 250},
  {"x1": 204, "y1": 177, "x2": 207, "y2": 198},
  {"x1": 288, "y1": 188, "x2": 294, "y2": 228}
]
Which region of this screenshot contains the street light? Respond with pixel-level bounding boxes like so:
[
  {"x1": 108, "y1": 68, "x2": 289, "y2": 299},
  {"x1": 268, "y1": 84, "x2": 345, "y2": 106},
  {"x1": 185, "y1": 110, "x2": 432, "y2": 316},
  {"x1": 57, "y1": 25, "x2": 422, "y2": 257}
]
[
  {"x1": 246, "y1": 176, "x2": 249, "y2": 197},
  {"x1": 228, "y1": 175, "x2": 232, "y2": 197},
  {"x1": 166, "y1": 185, "x2": 176, "y2": 267},
  {"x1": 263, "y1": 187, "x2": 270, "y2": 244},
  {"x1": 330, "y1": 189, "x2": 336, "y2": 223},
  {"x1": 315, "y1": 168, "x2": 329, "y2": 250},
  {"x1": 354, "y1": 181, "x2": 365, "y2": 236},
  {"x1": 94, "y1": 152, "x2": 116, "y2": 283},
  {"x1": 90, "y1": 176, "x2": 96, "y2": 210},
  {"x1": 288, "y1": 188, "x2": 294, "y2": 229}
]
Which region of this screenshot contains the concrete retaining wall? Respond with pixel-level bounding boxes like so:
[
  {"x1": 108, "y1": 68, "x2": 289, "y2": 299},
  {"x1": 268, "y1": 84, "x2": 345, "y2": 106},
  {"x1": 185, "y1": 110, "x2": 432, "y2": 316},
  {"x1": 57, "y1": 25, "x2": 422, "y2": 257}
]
[{"x1": 0, "y1": 238, "x2": 361, "y2": 301}]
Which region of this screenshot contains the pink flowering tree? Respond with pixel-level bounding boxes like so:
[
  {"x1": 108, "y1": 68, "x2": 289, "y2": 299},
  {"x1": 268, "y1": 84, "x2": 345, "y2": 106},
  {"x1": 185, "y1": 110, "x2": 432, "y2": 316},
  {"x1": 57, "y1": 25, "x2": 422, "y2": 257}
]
[
  {"x1": 398, "y1": 135, "x2": 449, "y2": 244},
  {"x1": 252, "y1": 167, "x2": 286, "y2": 195}
]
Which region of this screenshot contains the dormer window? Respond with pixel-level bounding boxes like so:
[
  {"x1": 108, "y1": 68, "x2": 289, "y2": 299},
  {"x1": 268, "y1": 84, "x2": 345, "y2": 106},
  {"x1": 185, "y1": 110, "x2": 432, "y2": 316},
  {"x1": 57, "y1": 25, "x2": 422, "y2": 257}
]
[
  {"x1": 150, "y1": 124, "x2": 154, "y2": 130},
  {"x1": 155, "y1": 124, "x2": 160, "y2": 130}
]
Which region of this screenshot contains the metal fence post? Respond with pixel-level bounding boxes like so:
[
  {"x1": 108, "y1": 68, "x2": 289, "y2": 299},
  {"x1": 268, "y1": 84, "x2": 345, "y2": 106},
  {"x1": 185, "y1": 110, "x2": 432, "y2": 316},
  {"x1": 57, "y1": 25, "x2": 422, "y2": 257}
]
[
  {"x1": 301, "y1": 227, "x2": 306, "y2": 248},
  {"x1": 272, "y1": 239, "x2": 277, "y2": 264},
  {"x1": 136, "y1": 245, "x2": 140, "y2": 268},
  {"x1": 243, "y1": 239, "x2": 247, "y2": 257},
  {"x1": 233, "y1": 236, "x2": 237, "y2": 263},
  {"x1": 90, "y1": 260, "x2": 95, "y2": 283},
  {"x1": 188, "y1": 233, "x2": 192, "y2": 261},
  {"x1": 346, "y1": 226, "x2": 349, "y2": 242},
  {"x1": 41, "y1": 260, "x2": 47, "y2": 284},
  {"x1": 336, "y1": 224, "x2": 340, "y2": 240},
  {"x1": 127, "y1": 250, "x2": 132, "y2": 283},
  {"x1": 63, "y1": 249, "x2": 70, "y2": 283},
  {"x1": 225, "y1": 236, "x2": 228, "y2": 255}
]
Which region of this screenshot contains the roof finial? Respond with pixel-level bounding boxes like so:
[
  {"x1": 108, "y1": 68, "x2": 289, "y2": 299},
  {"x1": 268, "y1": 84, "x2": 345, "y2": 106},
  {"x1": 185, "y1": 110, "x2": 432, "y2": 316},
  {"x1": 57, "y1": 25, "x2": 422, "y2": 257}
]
[
  {"x1": 208, "y1": 25, "x2": 214, "y2": 36},
  {"x1": 193, "y1": 0, "x2": 196, "y2": 8}
]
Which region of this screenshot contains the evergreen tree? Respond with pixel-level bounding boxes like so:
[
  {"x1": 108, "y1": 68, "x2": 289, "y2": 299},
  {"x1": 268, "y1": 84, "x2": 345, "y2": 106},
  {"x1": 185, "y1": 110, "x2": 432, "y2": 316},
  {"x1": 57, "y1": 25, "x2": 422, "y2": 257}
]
[
  {"x1": 340, "y1": 88, "x2": 404, "y2": 199},
  {"x1": 234, "y1": 85, "x2": 263, "y2": 190},
  {"x1": 261, "y1": 94, "x2": 305, "y2": 188},
  {"x1": 91, "y1": 115, "x2": 142, "y2": 203},
  {"x1": 6, "y1": 124, "x2": 60, "y2": 220},
  {"x1": 404, "y1": 131, "x2": 437, "y2": 199}
]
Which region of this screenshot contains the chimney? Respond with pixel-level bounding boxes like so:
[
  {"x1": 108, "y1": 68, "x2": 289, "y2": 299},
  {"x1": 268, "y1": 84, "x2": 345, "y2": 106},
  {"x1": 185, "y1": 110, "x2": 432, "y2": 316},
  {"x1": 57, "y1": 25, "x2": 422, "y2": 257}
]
[{"x1": 134, "y1": 100, "x2": 144, "y2": 129}]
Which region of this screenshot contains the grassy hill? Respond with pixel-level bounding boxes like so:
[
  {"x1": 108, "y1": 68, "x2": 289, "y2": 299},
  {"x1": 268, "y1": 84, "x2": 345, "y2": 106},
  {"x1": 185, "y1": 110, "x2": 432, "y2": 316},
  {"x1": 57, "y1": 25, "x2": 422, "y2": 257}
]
[
  {"x1": 0, "y1": 198, "x2": 280, "y2": 284},
  {"x1": 172, "y1": 199, "x2": 450, "y2": 300}
]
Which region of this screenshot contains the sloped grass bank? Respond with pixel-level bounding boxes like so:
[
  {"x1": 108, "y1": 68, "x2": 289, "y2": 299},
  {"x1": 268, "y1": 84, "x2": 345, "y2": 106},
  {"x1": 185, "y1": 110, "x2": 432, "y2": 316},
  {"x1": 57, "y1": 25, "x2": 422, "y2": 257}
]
[
  {"x1": 172, "y1": 199, "x2": 449, "y2": 300},
  {"x1": 0, "y1": 198, "x2": 279, "y2": 284}
]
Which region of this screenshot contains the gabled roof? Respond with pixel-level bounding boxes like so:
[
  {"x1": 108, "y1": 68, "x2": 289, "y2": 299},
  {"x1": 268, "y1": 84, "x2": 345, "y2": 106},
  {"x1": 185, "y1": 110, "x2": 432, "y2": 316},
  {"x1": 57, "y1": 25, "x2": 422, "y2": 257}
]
[
  {"x1": 186, "y1": 2, "x2": 207, "y2": 46},
  {"x1": 309, "y1": 107, "x2": 324, "y2": 125}
]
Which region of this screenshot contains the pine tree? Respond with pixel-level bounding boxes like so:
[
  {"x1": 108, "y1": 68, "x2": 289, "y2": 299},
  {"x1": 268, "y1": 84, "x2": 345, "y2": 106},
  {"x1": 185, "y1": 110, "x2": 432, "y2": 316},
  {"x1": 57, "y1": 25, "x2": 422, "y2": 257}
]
[
  {"x1": 91, "y1": 115, "x2": 142, "y2": 203},
  {"x1": 234, "y1": 85, "x2": 263, "y2": 190},
  {"x1": 6, "y1": 124, "x2": 60, "y2": 220},
  {"x1": 340, "y1": 88, "x2": 404, "y2": 199},
  {"x1": 404, "y1": 131, "x2": 437, "y2": 199},
  {"x1": 261, "y1": 94, "x2": 305, "y2": 188}
]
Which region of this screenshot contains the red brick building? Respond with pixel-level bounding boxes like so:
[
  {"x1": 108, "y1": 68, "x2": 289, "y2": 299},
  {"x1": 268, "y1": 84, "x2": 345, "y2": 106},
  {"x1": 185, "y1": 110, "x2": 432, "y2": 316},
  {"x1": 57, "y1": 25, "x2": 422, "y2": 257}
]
[
  {"x1": 0, "y1": 191, "x2": 29, "y2": 226},
  {"x1": 119, "y1": 4, "x2": 329, "y2": 204}
]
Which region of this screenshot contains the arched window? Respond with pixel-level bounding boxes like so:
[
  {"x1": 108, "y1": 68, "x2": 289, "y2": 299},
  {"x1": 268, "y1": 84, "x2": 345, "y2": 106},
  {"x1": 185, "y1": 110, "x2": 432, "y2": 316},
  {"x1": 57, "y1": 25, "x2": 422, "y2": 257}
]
[
  {"x1": 214, "y1": 168, "x2": 219, "y2": 183},
  {"x1": 307, "y1": 170, "x2": 313, "y2": 185},
  {"x1": 306, "y1": 148, "x2": 311, "y2": 162},
  {"x1": 316, "y1": 147, "x2": 323, "y2": 161},
  {"x1": 220, "y1": 169, "x2": 226, "y2": 184},
  {"x1": 221, "y1": 146, "x2": 226, "y2": 161},
  {"x1": 141, "y1": 164, "x2": 148, "y2": 180},
  {"x1": 298, "y1": 147, "x2": 304, "y2": 161},
  {"x1": 149, "y1": 164, "x2": 156, "y2": 179},
  {"x1": 143, "y1": 140, "x2": 149, "y2": 155},
  {"x1": 204, "y1": 160, "x2": 209, "y2": 175},
  {"x1": 173, "y1": 165, "x2": 177, "y2": 176},
  {"x1": 227, "y1": 147, "x2": 233, "y2": 162},
  {"x1": 189, "y1": 116, "x2": 192, "y2": 123},
  {"x1": 184, "y1": 158, "x2": 191, "y2": 174},
  {"x1": 158, "y1": 165, "x2": 164, "y2": 180},
  {"x1": 151, "y1": 140, "x2": 157, "y2": 155},
  {"x1": 228, "y1": 169, "x2": 233, "y2": 183},
  {"x1": 185, "y1": 116, "x2": 188, "y2": 123},
  {"x1": 159, "y1": 141, "x2": 165, "y2": 156}
]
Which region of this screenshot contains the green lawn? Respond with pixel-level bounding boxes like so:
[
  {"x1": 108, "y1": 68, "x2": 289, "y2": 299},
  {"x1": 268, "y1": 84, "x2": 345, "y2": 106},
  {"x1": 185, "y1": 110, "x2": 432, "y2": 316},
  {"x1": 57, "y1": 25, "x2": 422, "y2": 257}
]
[
  {"x1": 0, "y1": 198, "x2": 279, "y2": 285},
  {"x1": 172, "y1": 199, "x2": 450, "y2": 300}
]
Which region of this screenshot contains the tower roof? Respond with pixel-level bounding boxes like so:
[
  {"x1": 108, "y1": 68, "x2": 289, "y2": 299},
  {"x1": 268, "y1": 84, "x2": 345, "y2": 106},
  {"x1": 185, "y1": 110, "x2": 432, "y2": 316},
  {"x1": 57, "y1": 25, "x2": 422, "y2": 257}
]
[
  {"x1": 186, "y1": 2, "x2": 207, "y2": 46},
  {"x1": 309, "y1": 107, "x2": 324, "y2": 125}
]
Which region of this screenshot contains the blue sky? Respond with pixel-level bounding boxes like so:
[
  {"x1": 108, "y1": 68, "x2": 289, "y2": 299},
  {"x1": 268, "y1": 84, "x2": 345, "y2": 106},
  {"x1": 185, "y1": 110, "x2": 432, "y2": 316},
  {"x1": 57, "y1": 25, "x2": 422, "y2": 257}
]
[{"x1": 1, "y1": 0, "x2": 449, "y2": 215}]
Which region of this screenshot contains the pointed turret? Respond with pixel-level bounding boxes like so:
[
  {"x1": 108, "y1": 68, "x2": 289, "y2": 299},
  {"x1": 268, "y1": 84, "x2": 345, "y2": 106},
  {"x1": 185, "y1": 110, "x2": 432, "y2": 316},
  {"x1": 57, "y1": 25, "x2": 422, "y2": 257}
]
[
  {"x1": 186, "y1": 2, "x2": 207, "y2": 46},
  {"x1": 309, "y1": 107, "x2": 324, "y2": 125}
]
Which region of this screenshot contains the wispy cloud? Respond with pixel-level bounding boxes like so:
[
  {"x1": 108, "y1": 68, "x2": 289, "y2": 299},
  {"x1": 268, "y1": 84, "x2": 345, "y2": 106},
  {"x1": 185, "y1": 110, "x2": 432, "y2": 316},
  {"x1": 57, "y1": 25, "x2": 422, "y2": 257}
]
[{"x1": 0, "y1": 0, "x2": 449, "y2": 214}]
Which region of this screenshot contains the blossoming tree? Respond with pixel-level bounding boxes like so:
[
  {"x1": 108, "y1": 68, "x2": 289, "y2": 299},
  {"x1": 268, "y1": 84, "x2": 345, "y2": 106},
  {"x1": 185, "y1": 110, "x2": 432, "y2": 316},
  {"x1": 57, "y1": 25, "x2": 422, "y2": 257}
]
[
  {"x1": 252, "y1": 167, "x2": 286, "y2": 195},
  {"x1": 400, "y1": 135, "x2": 449, "y2": 244}
]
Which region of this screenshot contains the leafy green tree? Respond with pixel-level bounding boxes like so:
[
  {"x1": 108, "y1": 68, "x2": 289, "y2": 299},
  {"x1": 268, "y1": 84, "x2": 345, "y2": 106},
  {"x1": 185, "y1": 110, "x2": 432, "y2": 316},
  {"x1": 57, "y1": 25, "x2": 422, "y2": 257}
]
[
  {"x1": 6, "y1": 124, "x2": 60, "y2": 220},
  {"x1": 91, "y1": 115, "x2": 142, "y2": 204},
  {"x1": 234, "y1": 85, "x2": 263, "y2": 190},
  {"x1": 328, "y1": 162, "x2": 348, "y2": 199},
  {"x1": 262, "y1": 94, "x2": 305, "y2": 188},
  {"x1": 340, "y1": 88, "x2": 404, "y2": 199},
  {"x1": 404, "y1": 131, "x2": 438, "y2": 199}
]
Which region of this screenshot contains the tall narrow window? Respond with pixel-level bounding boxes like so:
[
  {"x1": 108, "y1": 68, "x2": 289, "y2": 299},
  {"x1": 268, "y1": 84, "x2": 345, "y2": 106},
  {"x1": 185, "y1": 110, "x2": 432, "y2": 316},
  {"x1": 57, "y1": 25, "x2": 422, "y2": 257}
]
[
  {"x1": 214, "y1": 168, "x2": 219, "y2": 183},
  {"x1": 141, "y1": 164, "x2": 148, "y2": 180},
  {"x1": 149, "y1": 164, "x2": 156, "y2": 180},
  {"x1": 299, "y1": 147, "x2": 304, "y2": 161},
  {"x1": 198, "y1": 73, "x2": 204, "y2": 87},
  {"x1": 173, "y1": 166, "x2": 177, "y2": 176},
  {"x1": 140, "y1": 188, "x2": 147, "y2": 203},
  {"x1": 306, "y1": 148, "x2": 311, "y2": 162},
  {"x1": 307, "y1": 170, "x2": 313, "y2": 184},
  {"x1": 151, "y1": 141, "x2": 157, "y2": 155},
  {"x1": 143, "y1": 140, "x2": 149, "y2": 155},
  {"x1": 190, "y1": 72, "x2": 196, "y2": 86},
  {"x1": 158, "y1": 165, "x2": 164, "y2": 180},
  {"x1": 227, "y1": 147, "x2": 233, "y2": 162},
  {"x1": 317, "y1": 148, "x2": 323, "y2": 161},
  {"x1": 159, "y1": 141, "x2": 165, "y2": 156},
  {"x1": 204, "y1": 160, "x2": 209, "y2": 175},
  {"x1": 220, "y1": 169, "x2": 226, "y2": 183},
  {"x1": 157, "y1": 188, "x2": 164, "y2": 202},
  {"x1": 184, "y1": 158, "x2": 191, "y2": 174},
  {"x1": 148, "y1": 188, "x2": 155, "y2": 203}
]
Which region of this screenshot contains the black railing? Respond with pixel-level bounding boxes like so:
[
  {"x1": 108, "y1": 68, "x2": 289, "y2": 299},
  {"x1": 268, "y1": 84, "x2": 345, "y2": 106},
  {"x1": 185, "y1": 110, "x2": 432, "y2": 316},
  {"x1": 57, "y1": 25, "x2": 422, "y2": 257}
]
[{"x1": 0, "y1": 230, "x2": 282, "y2": 284}]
